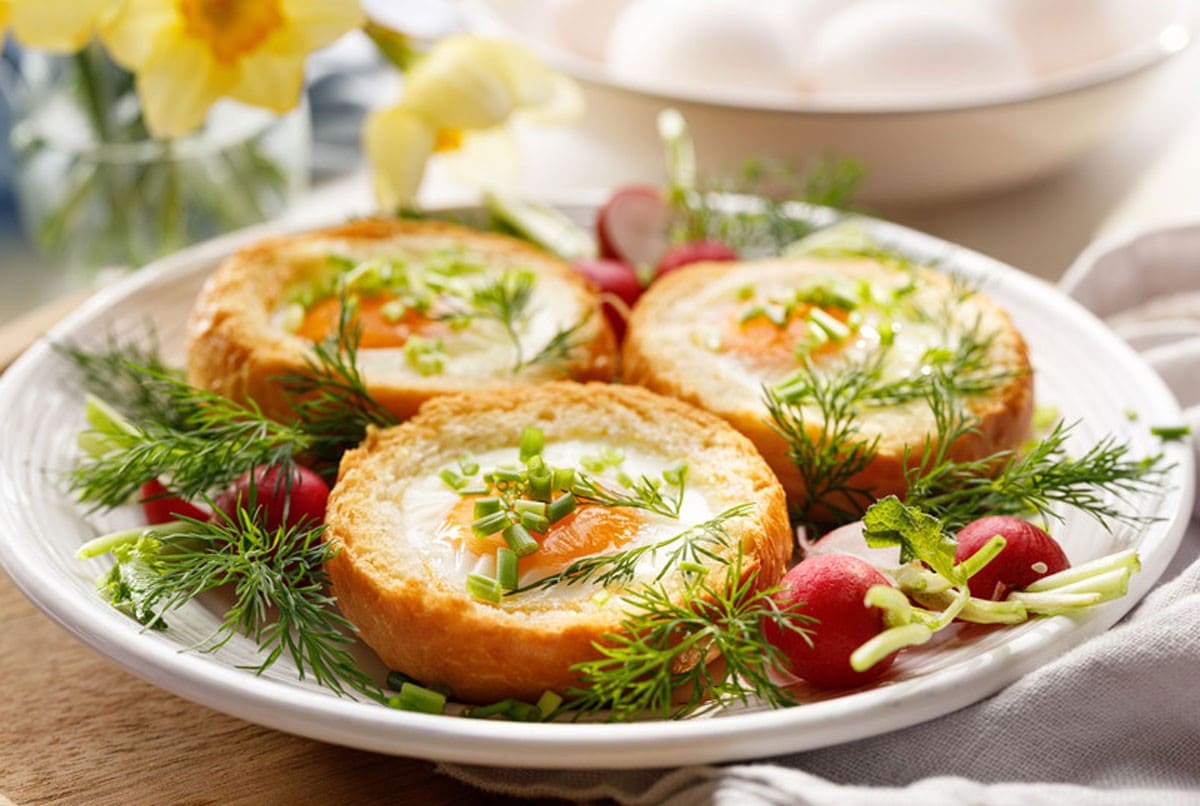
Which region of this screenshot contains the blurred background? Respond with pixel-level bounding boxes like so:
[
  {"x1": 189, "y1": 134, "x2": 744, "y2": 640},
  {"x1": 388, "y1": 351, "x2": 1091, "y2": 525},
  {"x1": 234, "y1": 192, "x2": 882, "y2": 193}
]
[{"x1": 1, "y1": 0, "x2": 1199, "y2": 325}]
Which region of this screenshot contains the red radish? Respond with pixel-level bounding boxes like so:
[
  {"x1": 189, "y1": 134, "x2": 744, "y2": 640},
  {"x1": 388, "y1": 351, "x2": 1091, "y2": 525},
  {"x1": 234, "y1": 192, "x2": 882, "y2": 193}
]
[
  {"x1": 656, "y1": 239, "x2": 737, "y2": 276},
  {"x1": 139, "y1": 479, "x2": 208, "y2": 525},
  {"x1": 572, "y1": 257, "x2": 642, "y2": 340},
  {"x1": 763, "y1": 554, "x2": 898, "y2": 688},
  {"x1": 955, "y1": 516, "x2": 1070, "y2": 600},
  {"x1": 214, "y1": 464, "x2": 330, "y2": 532},
  {"x1": 596, "y1": 184, "x2": 669, "y2": 266}
]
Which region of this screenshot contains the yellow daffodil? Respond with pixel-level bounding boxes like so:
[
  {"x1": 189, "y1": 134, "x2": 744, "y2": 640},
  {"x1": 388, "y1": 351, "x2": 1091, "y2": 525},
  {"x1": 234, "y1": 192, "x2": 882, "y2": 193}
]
[
  {"x1": 101, "y1": 0, "x2": 364, "y2": 138},
  {"x1": 6, "y1": 0, "x2": 115, "y2": 52},
  {"x1": 365, "y1": 36, "x2": 582, "y2": 210}
]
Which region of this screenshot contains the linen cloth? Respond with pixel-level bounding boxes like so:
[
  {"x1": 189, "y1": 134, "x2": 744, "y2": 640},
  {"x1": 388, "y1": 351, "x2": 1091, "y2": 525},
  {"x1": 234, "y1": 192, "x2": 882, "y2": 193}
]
[{"x1": 441, "y1": 230, "x2": 1200, "y2": 804}]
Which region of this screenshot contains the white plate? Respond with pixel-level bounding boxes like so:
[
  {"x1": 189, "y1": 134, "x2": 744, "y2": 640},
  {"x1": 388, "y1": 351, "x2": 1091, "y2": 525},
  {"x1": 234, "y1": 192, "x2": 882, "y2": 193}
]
[{"x1": 0, "y1": 197, "x2": 1192, "y2": 769}]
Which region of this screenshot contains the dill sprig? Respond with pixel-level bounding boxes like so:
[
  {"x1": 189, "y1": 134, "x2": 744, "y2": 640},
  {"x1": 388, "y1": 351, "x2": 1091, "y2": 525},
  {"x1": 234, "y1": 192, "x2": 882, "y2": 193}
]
[
  {"x1": 72, "y1": 383, "x2": 306, "y2": 509},
  {"x1": 80, "y1": 511, "x2": 384, "y2": 701},
  {"x1": 764, "y1": 364, "x2": 881, "y2": 525},
  {"x1": 514, "y1": 504, "x2": 753, "y2": 593},
  {"x1": 563, "y1": 542, "x2": 813, "y2": 721},
  {"x1": 570, "y1": 469, "x2": 688, "y2": 520},
  {"x1": 905, "y1": 415, "x2": 1170, "y2": 532},
  {"x1": 277, "y1": 295, "x2": 399, "y2": 468},
  {"x1": 56, "y1": 331, "x2": 191, "y2": 429},
  {"x1": 515, "y1": 313, "x2": 593, "y2": 374}
]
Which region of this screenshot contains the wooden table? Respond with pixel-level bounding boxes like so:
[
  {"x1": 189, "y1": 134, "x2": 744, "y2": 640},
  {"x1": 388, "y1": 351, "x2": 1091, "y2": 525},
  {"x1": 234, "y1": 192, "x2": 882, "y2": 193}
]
[{"x1": 0, "y1": 312, "x2": 561, "y2": 806}]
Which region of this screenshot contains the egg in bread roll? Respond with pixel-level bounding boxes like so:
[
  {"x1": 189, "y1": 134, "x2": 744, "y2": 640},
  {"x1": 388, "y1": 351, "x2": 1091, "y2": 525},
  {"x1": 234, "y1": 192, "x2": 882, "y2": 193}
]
[
  {"x1": 323, "y1": 382, "x2": 791, "y2": 703},
  {"x1": 623, "y1": 256, "x2": 1033, "y2": 517},
  {"x1": 186, "y1": 219, "x2": 617, "y2": 423}
]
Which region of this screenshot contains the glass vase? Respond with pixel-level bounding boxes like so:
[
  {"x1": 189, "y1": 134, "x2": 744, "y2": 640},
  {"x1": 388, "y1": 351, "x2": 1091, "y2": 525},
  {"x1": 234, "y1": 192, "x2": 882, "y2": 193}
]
[{"x1": 8, "y1": 46, "x2": 311, "y2": 271}]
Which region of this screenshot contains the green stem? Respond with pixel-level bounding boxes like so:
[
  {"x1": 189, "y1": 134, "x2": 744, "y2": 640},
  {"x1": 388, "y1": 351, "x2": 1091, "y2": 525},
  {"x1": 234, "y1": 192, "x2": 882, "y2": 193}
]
[
  {"x1": 850, "y1": 623, "x2": 932, "y2": 672},
  {"x1": 1023, "y1": 549, "x2": 1140, "y2": 592}
]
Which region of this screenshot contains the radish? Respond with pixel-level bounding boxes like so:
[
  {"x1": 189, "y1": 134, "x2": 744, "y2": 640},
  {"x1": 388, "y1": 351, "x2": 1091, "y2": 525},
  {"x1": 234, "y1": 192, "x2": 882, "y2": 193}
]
[
  {"x1": 596, "y1": 184, "x2": 669, "y2": 266},
  {"x1": 763, "y1": 554, "x2": 898, "y2": 688},
  {"x1": 139, "y1": 479, "x2": 208, "y2": 525},
  {"x1": 572, "y1": 257, "x2": 642, "y2": 340},
  {"x1": 214, "y1": 464, "x2": 330, "y2": 532},
  {"x1": 955, "y1": 516, "x2": 1070, "y2": 600},
  {"x1": 656, "y1": 239, "x2": 737, "y2": 276}
]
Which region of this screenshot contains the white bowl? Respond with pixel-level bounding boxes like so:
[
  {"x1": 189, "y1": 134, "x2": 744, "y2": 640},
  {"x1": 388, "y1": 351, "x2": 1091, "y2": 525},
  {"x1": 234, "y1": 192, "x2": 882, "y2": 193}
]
[{"x1": 464, "y1": 0, "x2": 1191, "y2": 204}]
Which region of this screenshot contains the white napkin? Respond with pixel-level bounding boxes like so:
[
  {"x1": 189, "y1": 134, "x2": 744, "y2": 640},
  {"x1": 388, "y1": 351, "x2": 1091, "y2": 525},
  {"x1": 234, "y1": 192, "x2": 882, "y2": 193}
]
[{"x1": 440, "y1": 227, "x2": 1200, "y2": 803}]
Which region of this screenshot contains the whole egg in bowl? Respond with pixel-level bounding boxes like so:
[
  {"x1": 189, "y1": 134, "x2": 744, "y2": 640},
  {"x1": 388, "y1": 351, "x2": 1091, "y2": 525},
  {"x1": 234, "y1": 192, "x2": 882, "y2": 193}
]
[
  {"x1": 323, "y1": 382, "x2": 792, "y2": 703},
  {"x1": 186, "y1": 219, "x2": 617, "y2": 424},
  {"x1": 622, "y1": 250, "x2": 1034, "y2": 519}
]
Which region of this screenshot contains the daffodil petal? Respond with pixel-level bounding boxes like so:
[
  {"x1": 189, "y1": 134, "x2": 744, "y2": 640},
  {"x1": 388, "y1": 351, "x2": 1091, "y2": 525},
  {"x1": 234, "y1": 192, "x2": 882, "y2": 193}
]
[
  {"x1": 402, "y1": 37, "x2": 520, "y2": 130},
  {"x1": 442, "y1": 125, "x2": 521, "y2": 195},
  {"x1": 229, "y1": 50, "x2": 305, "y2": 112},
  {"x1": 278, "y1": 0, "x2": 364, "y2": 52},
  {"x1": 0, "y1": 1, "x2": 11, "y2": 35},
  {"x1": 10, "y1": 0, "x2": 114, "y2": 52},
  {"x1": 137, "y1": 37, "x2": 234, "y2": 138},
  {"x1": 517, "y1": 74, "x2": 585, "y2": 124},
  {"x1": 365, "y1": 105, "x2": 436, "y2": 210},
  {"x1": 101, "y1": 0, "x2": 178, "y2": 70}
]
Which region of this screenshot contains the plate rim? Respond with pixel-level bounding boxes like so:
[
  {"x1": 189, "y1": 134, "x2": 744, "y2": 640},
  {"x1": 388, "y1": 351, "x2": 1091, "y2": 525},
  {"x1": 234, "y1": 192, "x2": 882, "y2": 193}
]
[{"x1": 0, "y1": 199, "x2": 1192, "y2": 769}]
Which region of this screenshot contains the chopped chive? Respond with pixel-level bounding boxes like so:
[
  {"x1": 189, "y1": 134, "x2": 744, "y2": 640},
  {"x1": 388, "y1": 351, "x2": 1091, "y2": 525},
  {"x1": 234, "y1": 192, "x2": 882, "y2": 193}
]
[
  {"x1": 552, "y1": 467, "x2": 576, "y2": 491},
  {"x1": 1125, "y1": 409, "x2": 1139, "y2": 422},
  {"x1": 878, "y1": 319, "x2": 895, "y2": 347},
  {"x1": 528, "y1": 468, "x2": 552, "y2": 501},
  {"x1": 591, "y1": 589, "x2": 611, "y2": 606},
  {"x1": 735, "y1": 284, "x2": 756, "y2": 301},
  {"x1": 465, "y1": 698, "x2": 518, "y2": 719},
  {"x1": 520, "y1": 511, "x2": 550, "y2": 533},
  {"x1": 459, "y1": 484, "x2": 491, "y2": 497},
  {"x1": 467, "y1": 573, "x2": 503, "y2": 604},
  {"x1": 600, "y1": 446, "x2": 624, "y2": 465},
  {"x1": 548, "y1": 492, "x2": 577, "y2": 523},
  {"x1": 679, "y1": 561, "x2": 708, "y2": 575},
  {"x1": 472, "y1": 510, "x2": 512, "y2": 538},
  {"x1": 497, "y1": 547, "x2": 518, "y2": 591},
  {"x1": 662, "y1": 461, "x2": 688, "y2": 487},
  {"x1": 580, "y1": 454, "x2": 606, "y2": 473},
  {"x1": 473, "y1": 497, "x2": 504, "y2": 519},
  {"x1": 808, "y1": 307, "x2": 850, "y2": 341},
  {"x1": 1151, "y1": 425, "x2": 1190, "y2": 441},
  {"x1": 738, "y1": 305, "x2": 765, "y2": 324},
  {"x1": 439, "y1": 468, "x2": 465, "y2": 490},
  {"x1": 281, "y1": 302, "x2": 305, "y2": 333},
  {"x1": 503, "y1": 523, "x2": 540, "y2": 556},
  {"x1": 508, "y1": 701, "x2": 543, "y2": 722},
  {"x1": 458, "y1": 456, "x2": 480, "y2": 476},
  {"x1": 390, "y1": 682, "x2": 447, "y2": 714},
  {"x1": 615, "y1": 471, "x2": 634, "y2": 488},
  {"x1": 766, "y1": 305, "x2": 789, "y2": 328},
  {"x1": 536, "y1": 690, "x2": 563, "y2": 717},
  {"x1": 525, "y1": 454, "x2": 546, "y2": 473},
  {"x1": 514, "y1": 499, "x2": 547, "y2": 516},
  {"x1": 386, "y1": 669, "x2": 420, "y2": 691},
  {"x1": 1033, "y1": 405, "x2": 1060, "y2": 430},
  {"x1": 490, "y1": 466, "x2": 525, "y2": 484},
  {"x1": 519, "y1": 426, "x2": 545, "y2": 461},
  {"x1": 380, "y1": 299, "x2": 407, "y2": 323}
]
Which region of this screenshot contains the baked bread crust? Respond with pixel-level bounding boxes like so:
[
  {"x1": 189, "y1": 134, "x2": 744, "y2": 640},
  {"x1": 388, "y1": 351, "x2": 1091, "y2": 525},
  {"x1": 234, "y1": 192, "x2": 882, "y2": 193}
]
[
  {"x1": 622, "y1": 257, "x2": 1034, "y2": 514},
  {"x1": 186, "y1": 218, "x2": 617, "y2": 422},
  {"x1": 324, "y1": 382, "x2": 791, "y2": 703}
]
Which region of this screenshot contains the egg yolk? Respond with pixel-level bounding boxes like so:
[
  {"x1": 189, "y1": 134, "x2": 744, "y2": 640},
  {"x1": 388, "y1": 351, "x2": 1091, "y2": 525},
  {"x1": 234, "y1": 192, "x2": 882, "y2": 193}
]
[
  {"x1": 297, "y1": 295, "x2": 445, "y2": 348},
  {"x1": 722, "y1": 304, "x2": 852, "y2": 366},
  {"x1": 438, "y1": 495, "x2": 645, "y2": 575}
]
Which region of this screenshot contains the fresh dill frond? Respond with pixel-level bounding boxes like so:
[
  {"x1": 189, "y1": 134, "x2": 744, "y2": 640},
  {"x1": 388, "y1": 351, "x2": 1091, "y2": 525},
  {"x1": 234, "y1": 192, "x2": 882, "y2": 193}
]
[
  {"x1": 905, "y1": 417, "x2": 1171, "y2": 532},
  {"x1": 570, "y1": 469, "x2": 690, "y2": 520},
  {"x1": 80, "y1": 512, "x2": 384, "y2": 701},
  {"x1": 764, "y1": 364, "x2": 880, "y2": 525},
  {"x1": 515, "y1": 312, "x2": 593, "y2": 373},
  {"x1": 277, "y1": 294, "x2": 399, "y2": 468},
  {"x1": 56, "y1": 332, "x2": 191, "y2": 429},
  {"x1": 72, "y1": 381, "x2": 306, "y2": 509},
  {"x1": 514, "y1": 503, "x2": 753, "y2": 593},
  {"x1": 563, "y1": 542, "x2": 812, "y2": 721}
]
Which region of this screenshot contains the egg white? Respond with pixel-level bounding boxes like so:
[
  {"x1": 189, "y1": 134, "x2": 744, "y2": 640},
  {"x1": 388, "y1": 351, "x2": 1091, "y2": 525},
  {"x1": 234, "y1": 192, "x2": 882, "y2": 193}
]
[
  {"x1": 273, "y1": 250, "x2": 588, "y2": 383},
  {"x1": 399, "y1": 440, "x2": 718, "y2": 603}
]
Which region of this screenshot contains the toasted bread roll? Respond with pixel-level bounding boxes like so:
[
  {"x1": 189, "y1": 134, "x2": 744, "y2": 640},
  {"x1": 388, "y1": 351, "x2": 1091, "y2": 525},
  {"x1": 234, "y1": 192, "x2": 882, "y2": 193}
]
[
  {"x1": 623, "y1": 257, "x2": 1033, "y2": 517},
  {"x1": 324, "y1": 382, "x2": 791, "y2": 703},
  {"x1": 187, "y1": 219, "x2": 616, "y2": 422}
]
